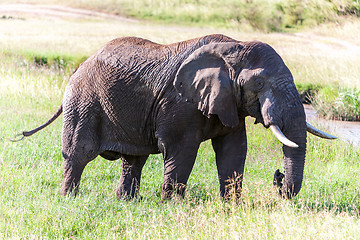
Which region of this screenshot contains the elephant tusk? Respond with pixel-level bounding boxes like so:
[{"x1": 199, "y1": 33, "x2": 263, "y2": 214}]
[
  {"x1": 269, "y1": 125, "x2": 299, "y2": 148},
  {"x1": 306, "y1": 122, "x2": 337, "y2": 139}
]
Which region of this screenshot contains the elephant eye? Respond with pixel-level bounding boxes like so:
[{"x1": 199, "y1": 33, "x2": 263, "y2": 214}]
[{"x1": 253, "y1": 77, "x2": 264, "y2": 91}]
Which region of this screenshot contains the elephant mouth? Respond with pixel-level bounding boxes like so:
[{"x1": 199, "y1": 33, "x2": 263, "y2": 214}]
[
  {"x1": 244, "y1": 100, "x2": 265, "y2": 126},
  {"x1": 254, "y1": 115, "x2": 264, "y2": 125}
]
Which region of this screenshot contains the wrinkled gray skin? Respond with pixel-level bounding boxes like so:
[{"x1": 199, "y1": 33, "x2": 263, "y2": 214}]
[{"x1": 26, "y1": 34, "x2": 308, "y2": 200}]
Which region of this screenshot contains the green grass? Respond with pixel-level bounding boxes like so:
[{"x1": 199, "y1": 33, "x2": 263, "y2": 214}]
[
  {"x1": 1, "y1": 3, "x2": 360, "y2": 238},
  {"x1": 1, "y1": 64, "x2": 360, "y2": 237},
  {"x1": 1, "y1": 67, "x2": 360, "y2": 238},
  {"x1": 295, "y1": 82, "x2": 360, "y2": 121},
  {"x1": 314, "y1": 86, "x2": 360, "y2": 121}
]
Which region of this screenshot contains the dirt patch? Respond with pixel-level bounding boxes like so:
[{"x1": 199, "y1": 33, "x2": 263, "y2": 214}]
[
  {"x1": 1, "y1": 3, "x2": 359, "y2": 54},
  {"x1": 293, "y1": 32, "x2": 360, "y2": 57},
  {"x1": 0, "y1": 3, "x2": 136, "y2": 22}
]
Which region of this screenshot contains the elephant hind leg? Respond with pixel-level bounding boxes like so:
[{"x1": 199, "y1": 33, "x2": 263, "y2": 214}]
[
  {"x1": 60, "y1": 135, "x2": 100, "y2": 196},
  {"x1": 117, "y1": 154, "x2": 148, "y2": 200},
  {"x1": 61, "y1": 117, "x2": 101, "y2": 196},
  {"x1": 60, "y1": 159, "x2": 86, "y2": 196}
]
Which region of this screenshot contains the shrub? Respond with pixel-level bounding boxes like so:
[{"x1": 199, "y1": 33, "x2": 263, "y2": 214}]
[
  {"x1": 4, "y1": 50, "x2": 88, "y2": 74},
  {"x1": 118, "y1": 0, "x2": 360, "y2": 32},
  {"x1": 314, "y1": 86, "x2": 360, "y2": 121}
]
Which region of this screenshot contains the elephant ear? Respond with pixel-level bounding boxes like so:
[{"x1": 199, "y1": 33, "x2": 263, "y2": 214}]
[{"x1": 174, "y1": 43, "x2": 239, "y2": 128}]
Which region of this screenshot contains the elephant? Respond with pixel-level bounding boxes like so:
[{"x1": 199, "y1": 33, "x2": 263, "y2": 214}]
[{"x1": 19, "y1": 34, "x2": 336, "y2": 201}]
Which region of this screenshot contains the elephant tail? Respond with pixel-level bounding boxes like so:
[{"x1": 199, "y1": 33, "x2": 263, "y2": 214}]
[{"x1": 12, "y1": 105, "x2": 63, "y2": 142}]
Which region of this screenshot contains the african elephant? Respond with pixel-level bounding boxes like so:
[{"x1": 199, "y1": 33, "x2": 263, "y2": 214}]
[{"x1": 20, "y1": 34, "x2": 336, "y2": 200}]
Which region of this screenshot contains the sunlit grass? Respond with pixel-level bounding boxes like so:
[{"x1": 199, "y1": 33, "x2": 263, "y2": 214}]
[
  {"x1": 13, "y1": 0, "x2": 360, "y2": 32},
  {"x1": 284, "y1": 45, "x2": 360, "y2": 90},
  {"x1": 1, "y1": 102, "x2": 360, "y2": 238},
  {"x1": 1, "y1": 15, "x2": 359, "y2": 88},
  {"x1": 2, "y1": 57, "x2": 358, "y2": 238}
]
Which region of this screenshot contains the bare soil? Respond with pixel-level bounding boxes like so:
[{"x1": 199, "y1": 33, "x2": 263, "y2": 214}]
[
  {"x1": 0, "y1": 3, "x2": 136, "y2": 22},
  {"x1": 1, "y1": 3, "x2": 359, "y2": 54},
  {"x1": 293, "y1": 32, "x2": 360, "y2": 57}
]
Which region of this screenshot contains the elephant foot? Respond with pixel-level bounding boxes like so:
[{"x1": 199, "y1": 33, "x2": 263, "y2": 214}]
[
  {"x1": 116, "y1": 180, "x2": 141, "y2": 201},
  {"x1": 161, "y1": 182, "x2": 187, "y2": 201},
  {"x1": 222, "y1": 174, "x2": 243, "y2": 202},
  {"x1": 60, "y1": 179, "x2": 80, "y2": 197},
  {"x1": 116, "y1": 190, "x2": 132, "y2": 201},
  {"x1": 116, "y1": 186, "x2": 141, "y2": 201},
  {"x1": 60, "y1": 161, "x2": 85, "y2": 197},
  {"x1": 273, "y1": 169, "x2": 285, "y2": 188},
  {"x1": 116, "y1": 190, "x2": 142, "y2": 201}
]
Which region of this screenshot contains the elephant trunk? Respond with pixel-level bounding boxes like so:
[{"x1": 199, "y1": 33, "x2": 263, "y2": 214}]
[
  {"x1": 260, "y1": 83, "x2": 307, "y2": 199},
  {"x1": 280, "y1": 131, "x2": 306, "y2": 198},
  {"x1": 278, "y1": 106, "x2": 307, "y2": 199}
]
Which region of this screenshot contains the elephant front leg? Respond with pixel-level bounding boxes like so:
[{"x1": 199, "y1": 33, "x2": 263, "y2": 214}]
[
  {"x1": 117, "y1": 155, "x2": 148, "y2": 200},
  {"x1": 160, "y1": 140, "x2": 200, "y2": 201},
  {"x1": 212, "y1": 123, "x2": 247, "y2": 201}
]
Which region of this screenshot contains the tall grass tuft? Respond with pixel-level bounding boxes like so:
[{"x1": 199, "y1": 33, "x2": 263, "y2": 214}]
[{"x1": 314, "y1": 86, "x2": 360, "y2": 121}]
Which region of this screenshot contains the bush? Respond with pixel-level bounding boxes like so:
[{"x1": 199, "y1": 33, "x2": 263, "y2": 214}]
[
  {"x1": 4, "y1": 50, "x2": 88, "y2": 74},
  {"x1": 314, "y1": 86, "x2": 360, "y2": 121},
  {"x1": 118, "y1": 0, "x2": 360, "y2": 32}
]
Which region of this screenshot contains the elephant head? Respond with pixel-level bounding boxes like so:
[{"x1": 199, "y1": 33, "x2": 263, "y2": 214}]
[{"x1": 174, "y1": 40, "x2": 336, "y2": 199}]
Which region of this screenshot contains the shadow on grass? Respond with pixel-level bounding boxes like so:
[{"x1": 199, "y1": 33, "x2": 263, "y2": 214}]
[{"x1": 185, "y1": 184, "x2": 218, "y2": 203}]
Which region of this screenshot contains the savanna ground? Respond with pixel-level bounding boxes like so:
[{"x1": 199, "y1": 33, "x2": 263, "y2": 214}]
[{"x1": 1, "y1": 1, "x2": 360, "y2": 239}]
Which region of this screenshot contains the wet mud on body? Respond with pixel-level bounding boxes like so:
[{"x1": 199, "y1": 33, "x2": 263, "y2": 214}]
[{"x1": 304, "y1": 104, "x2": 360, "y2": 146}]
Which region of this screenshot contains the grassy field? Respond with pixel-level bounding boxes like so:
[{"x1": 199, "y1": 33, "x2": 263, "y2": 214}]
[
  {"x1": 2, "y1": 8, "x2": 360, "y2": 120},
  {"x1": 11, "y1": 0, "x2": 359, "y2": 120},
  {"x1": 1, "y1": 3, "x2": 360, "y2": 239},
  {"x1": 11, "y1": 0, "x2": 360, "y2": 32}
]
